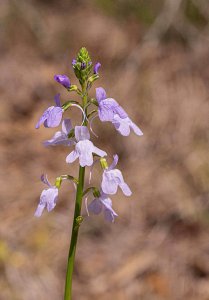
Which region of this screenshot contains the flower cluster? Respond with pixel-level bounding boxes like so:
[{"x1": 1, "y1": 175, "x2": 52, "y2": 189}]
[{"x1": 35, "y1": 47, "x2": 143, "y2": 222}]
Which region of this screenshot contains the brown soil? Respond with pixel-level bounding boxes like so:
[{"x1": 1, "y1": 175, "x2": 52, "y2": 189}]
[{"x1": 0, "y1": 1, "x2": 209, "y2": 299}]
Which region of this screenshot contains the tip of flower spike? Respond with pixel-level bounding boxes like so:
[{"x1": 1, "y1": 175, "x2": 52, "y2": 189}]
[
  {"x1": 76, "y1": 47, "x2": 91, "y2": 64},
  {"x1": 73, "y1": 47, "x2": 92, "y2": 83}
]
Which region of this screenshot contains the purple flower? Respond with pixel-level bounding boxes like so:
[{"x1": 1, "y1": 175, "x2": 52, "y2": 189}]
[
  {"x1": 101, "y1": 154, "x2": 132, "y2": 196},
  {"x1": 36, "y1": 94, "x2": 63, "y2": 129},
  {"x1": 96, "y1": 87, "x2": 143, "y2": 136},
  {"x1": 94, "y1": 62, "x2": 101, "y2": 74},
  {"x1": 43, "y1": 119, "x2": 75, "y2": 146},
  {"x1": 112, "y1": 114, "x2": 143, "y2": 136},
  {"x1": 34, "y1": 174, "x2": 58, "y2": 217},
  {"x1": 66, "y1": 126, "x2": 107, "y2": 167},
  {"x1": 54, "y1": 74, "x2": 71, "y2": 89},
  {"x1": 88, "y1": 192, "x2": 118, "y2": 222},
  {"x1": 72, "y1": 59, "x2": 77, "y2": 66},
  {"x1": 81, "y1": 62, "x2": 86, "y2": 69},
  {"x1": 96, "y1": 87, "x2": 127, "y2": 121}
]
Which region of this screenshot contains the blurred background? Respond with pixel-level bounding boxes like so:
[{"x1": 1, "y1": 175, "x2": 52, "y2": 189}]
[{"x1": 0, "y1": 0, "x2": 209, "y2": 299}]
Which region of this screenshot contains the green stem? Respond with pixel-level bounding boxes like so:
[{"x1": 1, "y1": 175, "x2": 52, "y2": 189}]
[
  {"x1": 64, "y1": 166, "x2": 85, "y2": 300},
  {"x1": 82, "y1": 82, "x2": 88, "y2": 112},
  {"x1": 64, "y1": 80, "x2": 88, "y2": 299}
]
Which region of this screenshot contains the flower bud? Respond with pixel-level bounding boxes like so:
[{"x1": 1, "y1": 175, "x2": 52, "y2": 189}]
[
  {"x1": 72, "y1": 58, "x2": 76, "y2": 66},
  {"x1": 94, "y1": 62, "x2": 101, "y2": 74},
  {"x1": 54, "y1": 74, "x2": 71, "y2": 89}
]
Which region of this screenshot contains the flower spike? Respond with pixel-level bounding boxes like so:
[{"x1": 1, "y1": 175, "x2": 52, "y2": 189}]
[{"x1": 34, "y1": 48, "x2": 143, "y2": 298}]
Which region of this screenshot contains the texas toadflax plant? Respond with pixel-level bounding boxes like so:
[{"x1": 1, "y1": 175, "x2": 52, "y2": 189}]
[{"x1": 35, "y1": 47, "x2": 143, "y2": 299}]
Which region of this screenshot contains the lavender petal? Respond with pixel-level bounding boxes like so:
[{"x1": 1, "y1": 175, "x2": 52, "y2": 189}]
[
  {"x1": 93, "y1": 146, "x2": 107, "y2": 158},
  {"x1": 45, "y1": 107, "x2": 63, "y2": 128},
  {"x1": 119, "y1": 182, "x2": 132, "y2": 196},
  {"x1": 66, "y1": 150, "x2": 79, "y2": 164},
  {"x1": 108, "y1": 154, "x2": 119, "y2": 171},
  {"x1": 88, "y1": 199, "x2": 103, "y2": 215},
  {"x1": 76, "y1": 140, "x2": 94, "y2": 167},
  {"x1": 101, "y1": 172, "x2": 118, "y2": 195},
  {"x1": 96, "y1": 87, "x2": 107, "y2": 103},
  {"x1": 40, "y1": 174, "x2": 51, "y2": 187},
  {"x1": 75, "y1": 126, "x2": 90, "y2": 141},
  {"x1": 130, "y1": 121, "x2": 143, "y2": 136},
  {"x1": 54, "y1": 93, "x2": 61, "y2": 107},
  {"x1": 34, "y1": 204, "x2": 45, "y2": 217},
  {"x1": 35, "y1": 108, "x2": 50, "y2": 129},
  {"x1": 94, "y1": 62, "x2": 101, "y2": 74}
]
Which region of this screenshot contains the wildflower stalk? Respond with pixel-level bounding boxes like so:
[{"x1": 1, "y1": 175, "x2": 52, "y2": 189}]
[
  {"x1": 64, "y1": 81, "x2": 88, "y2": 300},
  {"x1": 34, "y1": 47, "x2": 143, "y2": 300}
]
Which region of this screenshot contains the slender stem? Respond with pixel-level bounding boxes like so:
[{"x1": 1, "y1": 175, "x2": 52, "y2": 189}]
[
  {"x1": 64, "y1": 166, "x2": 85, "y2": 300},
  {"x1": 82, "y1": 82, "x2": 88, "y2": 124},
  {"x1": 64, "y1": 81, "x2": 88, "y2": 299}
]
